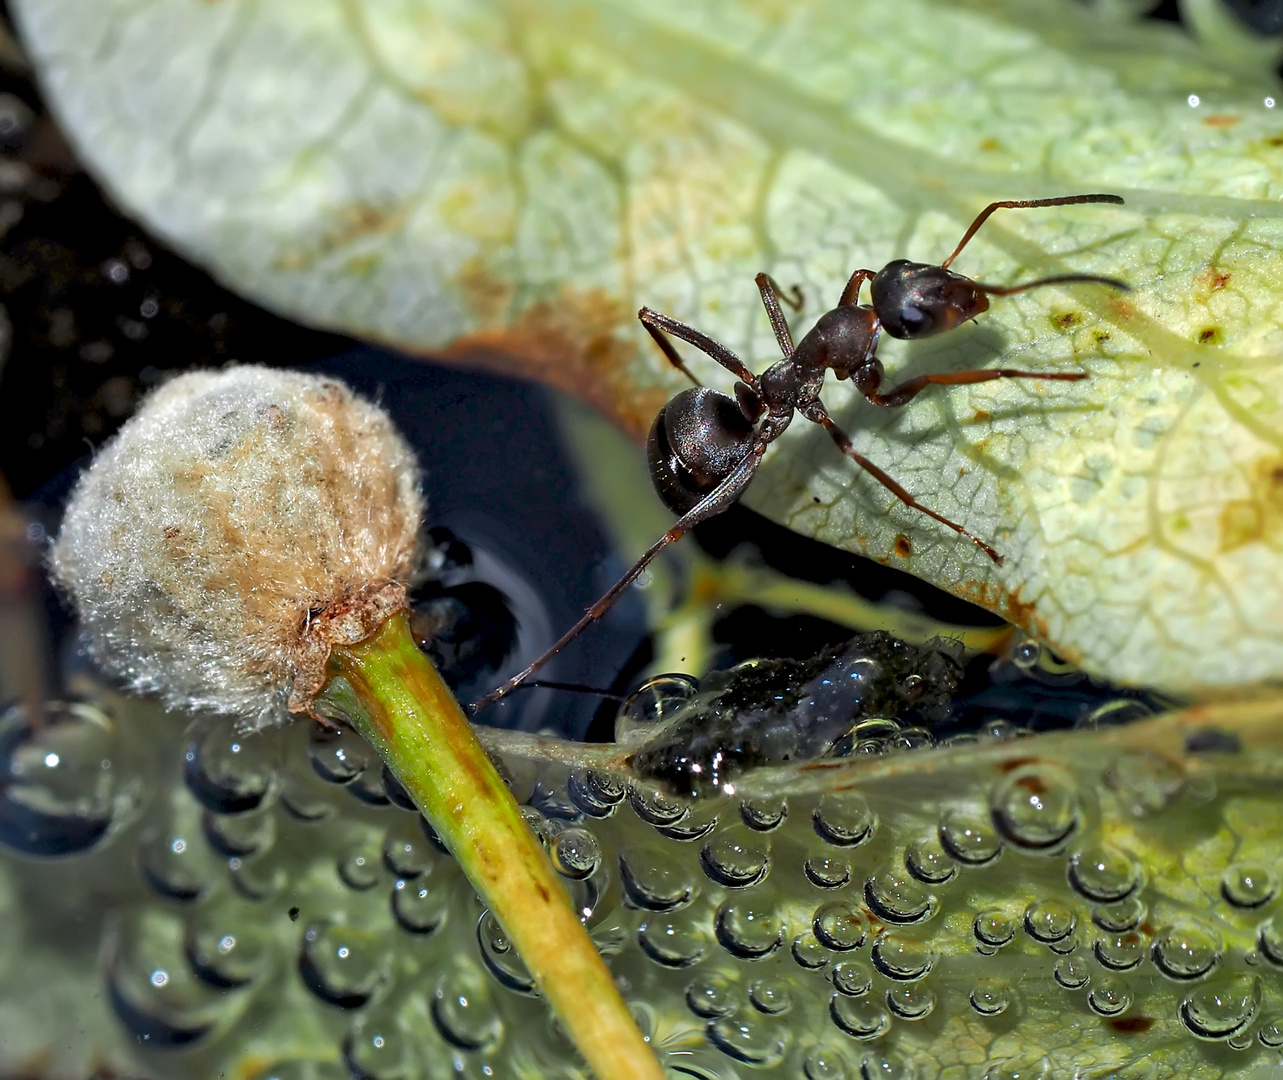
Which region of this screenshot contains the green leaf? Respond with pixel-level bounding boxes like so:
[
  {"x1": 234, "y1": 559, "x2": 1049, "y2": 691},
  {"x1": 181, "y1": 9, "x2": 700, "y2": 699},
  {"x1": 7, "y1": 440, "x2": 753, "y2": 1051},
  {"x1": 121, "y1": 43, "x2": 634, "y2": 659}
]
[{"x1": 14, "y1": 0, "x2": 1283, "y2": 692}]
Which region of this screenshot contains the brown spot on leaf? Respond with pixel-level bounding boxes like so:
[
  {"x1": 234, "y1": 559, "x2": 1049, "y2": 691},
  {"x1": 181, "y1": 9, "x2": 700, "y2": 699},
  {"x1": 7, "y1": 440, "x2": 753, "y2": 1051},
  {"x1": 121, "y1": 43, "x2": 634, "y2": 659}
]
[
  {"x1": 973, "y1": 409, "x2": 991, "y2": 424},
  {"x1": 893, "y1": 534, "x2": 912, "y2": 558},
  {"x1": 951, "y1": 582, "x2": 1082, "y2": 666},
  {"x1": 978, "y1": 137, "x2": 1002, "y2": 152},
  {"x1": 1053, "y1": 311, "x2": 1081, "y2": 329},
  {"x1": 998, "y1": 756, "x2": 1040, "y2": 774},
  {"x1": 438, "y1": 285, "x2": 669, "y2": 441},
  {"x1": 1108, "y1": 1016, "x2": 1154, "y2": 1034},
  {"x1": 1094, "y1": 330, "x2": 1111, "y2": 344},
  {"x1": 1219, "y1": 454, "x2": 1283, "y2": 554},
  {"x1": 275, "y1": 202, "x2": 408, "y2": 273},
  {"x1": 1200, "y1": 269, "x2": 1232, "y2": 291},
  {"x1": 1197, "y1": 326, "x2": 1222, "y2": 345},
  {"x1": 1202, "y1": 114, "x2": 1240, "y2": 129},
  {"x1": 1268, "y1": 134, "x2": 1283, "y2": 147}
]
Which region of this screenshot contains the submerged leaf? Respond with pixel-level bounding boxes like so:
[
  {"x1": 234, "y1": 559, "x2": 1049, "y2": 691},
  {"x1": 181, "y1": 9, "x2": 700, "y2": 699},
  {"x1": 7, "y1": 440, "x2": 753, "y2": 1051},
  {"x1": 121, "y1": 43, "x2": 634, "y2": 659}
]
[{"x1": 14, "y1": 0, "x2": 1283, "y2": 691}]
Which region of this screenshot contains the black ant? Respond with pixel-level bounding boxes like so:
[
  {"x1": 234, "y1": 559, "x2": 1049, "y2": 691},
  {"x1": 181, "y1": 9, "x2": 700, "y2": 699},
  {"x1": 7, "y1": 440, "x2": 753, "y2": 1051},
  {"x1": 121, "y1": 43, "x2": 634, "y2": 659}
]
[{"x1": 473, "y1": 194, "x2": 1127, "y2": 712}]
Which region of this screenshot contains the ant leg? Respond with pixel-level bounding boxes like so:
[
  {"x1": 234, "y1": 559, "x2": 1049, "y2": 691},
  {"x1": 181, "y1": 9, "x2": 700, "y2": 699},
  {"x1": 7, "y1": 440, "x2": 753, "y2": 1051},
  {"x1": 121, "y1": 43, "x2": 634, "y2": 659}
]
[
  {"x1": 838, "y1": 269, "x2": 877, "y2": 308},
  {"x1": 755, "y1": 273, "x2": 797, "y2": 357},
  {"x1": 641, "y1": 319, "x2": 703, "y2": 387},
  {"x1": 639, "y1": 307, "x2": 761, "y2": 389},
  {"x1": 941, "y1": 194, "x2": 1124, "y2": 270},
  {"x1": 471, "y1": 434, "x2": 772, "y2": 712},
  {"x1": 799, "y1": 398, "x2": 1002, "y2": 565},
  {"x1": 757, "y1": 274, "x2": 804, "y2": 311},
  {"x1": 857, "y1": 365, "x2": 1088, "y2": 410}
]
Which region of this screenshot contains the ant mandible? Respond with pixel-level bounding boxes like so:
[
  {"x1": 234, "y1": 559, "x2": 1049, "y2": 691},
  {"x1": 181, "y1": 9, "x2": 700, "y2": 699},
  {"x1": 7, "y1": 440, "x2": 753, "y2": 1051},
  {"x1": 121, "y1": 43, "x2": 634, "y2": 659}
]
[{"x1": 473, "y1": 193, "x2": 1127, "y2": 712}]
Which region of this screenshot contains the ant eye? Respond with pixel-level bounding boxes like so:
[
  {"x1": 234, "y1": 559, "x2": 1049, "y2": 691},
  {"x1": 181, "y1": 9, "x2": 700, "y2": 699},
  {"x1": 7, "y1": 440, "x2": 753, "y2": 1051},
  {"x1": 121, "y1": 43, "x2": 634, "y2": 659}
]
[{"x1": 897, "y1": 305, "x2": 932, "y2": 335}]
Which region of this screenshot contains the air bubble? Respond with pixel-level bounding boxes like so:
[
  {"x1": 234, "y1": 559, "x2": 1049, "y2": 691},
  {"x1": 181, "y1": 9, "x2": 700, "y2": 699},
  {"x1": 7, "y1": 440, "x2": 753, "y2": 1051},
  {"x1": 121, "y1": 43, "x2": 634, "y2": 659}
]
[
  {"x1": 870, "y1": 931, "x2": 935, "y2": 981},
  {"x1": 1258, "y1": 1014, "x2": 1283, "y2": 1047},
  {"x1": 382, "y1": 823, "x2": 434, "y2": 879},
  {"x1": 343, "y1": 1003, "x2": 411, "y2": 1080},
  {"x1": 1105, "y1": 751, "x2": 1185, "y2": 816},
  {"x1": 1258, "y1": 916, "x2": 1283, "y2": 965},
  {"x1": 748, "y1": 978, "x2": 792, "y2": 1015},
  {"x1": 552, "y1": 827, "x2": 601, "y2": 880},
  {"x1": 990, "y1": 765, "x2": 1080, "y2": 851},
  {"x1": 1086, "y1": 978, "x2": 1131, "y2": 1016},
  {"x1": 1023, "y1": 900, "x2": 1076, "y2": 945},
  {"x1": 904, "y1": 837, "x2": 956, "y2": 884},
  {"x1": 1068, "y1": 844, "x2": 1140, "y2": 903},
  {"x1": 806, "y1": 854, "x2": 852, "y2": 889},
  {"x1": 1092, "y1": 895, "x2": 1145, "y2": 933},
  {"x1": 715, "y1": 901, "x2": 782, "y2": 960},
  {"x1": 813, "y1": 901, "x2": 866, "y2": 951},
  {"x1": 706, "y1": 1010, "x2": 788, "y2": 1066},
  {"x1": 298, "y1": 921, "x2": 388, "y2": 1009},
  {"x1": 699, "y1": 831, "x2": 769, "y2": 888},
  {"x1": 969, "y1": 981, "x2": 1010, "y2": 1016},
  {"x1": 793, "y1": 932, "x2": 831, "y2": 970},
  {"x1": 627, "y1": 780, "x2": 690, "y2": 828},
  {"x1": 973, "y1": 909, "x2": 1015, "y2": 949},
  {"x1": 1149, "y1": 920, "x2": 1221, "y2": 981},
  {"x1": 1222, "y1": 864, "x2": 1277, "y2": 909},
  {"x1": 616, "y1": 674, "x2": 699, "y2": 743},
  {"x1": 638, "y1": 916, "x2": 707, "y2": 969},
  {"x1": 938, "y1": 810, "x2": 1002, "y2": 865},
  {"x1": 307, "y1": 723, "x2": 372, "y2": 786},
  {"x1": 202, "y1": 806, "x2": 274, "y2": 859},
  {"x1": 1054, "y1": 956, "x2": 1089, "y2": 989},
  {"x1": 831, "y1": 960, "x2": 873, "y2": 997},
  {"x1": 1179, "y1": 975, "x2": 1261, "y2": 1040},
  {"x1": 477, "y1": 910, "x2": 535, "y2": 994},
  {"x1": 657, "y1": 803, "x2": 719, "y2": 842},
  {"x1": 136, "y1": 813, "x2": 218, "y2": 903},
  {"x1": 829, "y1": 994, "x2": 891, "y2": 1040},
  {"x1": 391, "y1": 878, "x2": 448, "y2": 935},
  {"x1": 619, "y1": 849, "x2": 692, "y2": 911},
  {"x1": 185, "y1": 902, "x2": 269, "y2": 989},
  {"x1": 885, "y1": 984, "x2": 934, "y2": 1020},
  {"x1": 804, "y1": 1045, "x2": 852, "y2": 1080},
  {"x1": 740, "y1": 796, "x2": 788, "y2": 832},
  {"x1": 860, "y1": 1050, "x2": 916, "y2": 1080},
  {"x1": 812, "y1": 796, "x2": 876, "y2": 848},
  {"x1": 686, "y1": 973, "x2": 736, "y2": 1018},
  {"x1": 184, "y1": 719, "x2": 277, "y2": 814},
  {"x1": 337, "y1": 845, "x2": 381, "y2": 891},
  {"x1": 863, "y1": 867, "x2": 936, "y2": 925},
  {"x1": 431, "y1": 975, "x2": 502, "y2": 1052},
  {"x1": 1093, "y1": 932, "x2": 1145, "y2": 971},
  {"x1": 0, "y1": 700, "x2": 139, "y2": 856},
  {"x1": 565, "y1": 770, "x2": 625, "y2": 818}
]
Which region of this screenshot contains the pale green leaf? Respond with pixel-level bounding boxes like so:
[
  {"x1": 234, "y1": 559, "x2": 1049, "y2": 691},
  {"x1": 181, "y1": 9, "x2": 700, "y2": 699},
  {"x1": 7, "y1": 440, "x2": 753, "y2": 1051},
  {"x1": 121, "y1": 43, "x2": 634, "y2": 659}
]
[{"x1": 14, "y1": 0, "x2": 1283, "y2": 693}]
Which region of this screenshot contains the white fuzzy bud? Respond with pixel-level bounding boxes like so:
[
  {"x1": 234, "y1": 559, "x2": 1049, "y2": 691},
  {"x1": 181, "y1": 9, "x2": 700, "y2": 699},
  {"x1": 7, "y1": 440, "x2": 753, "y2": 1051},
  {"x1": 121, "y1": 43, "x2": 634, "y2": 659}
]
[{"x1": 52, "y1": 366, "x2": 423, "y2": 725}]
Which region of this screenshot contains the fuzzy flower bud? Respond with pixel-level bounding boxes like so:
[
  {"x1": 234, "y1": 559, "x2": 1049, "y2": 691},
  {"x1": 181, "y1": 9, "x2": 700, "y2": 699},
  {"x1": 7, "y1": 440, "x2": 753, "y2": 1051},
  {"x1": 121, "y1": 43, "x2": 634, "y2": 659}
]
[{"x1": 52, "y1": 366, "x2": 423, "y2": 725}]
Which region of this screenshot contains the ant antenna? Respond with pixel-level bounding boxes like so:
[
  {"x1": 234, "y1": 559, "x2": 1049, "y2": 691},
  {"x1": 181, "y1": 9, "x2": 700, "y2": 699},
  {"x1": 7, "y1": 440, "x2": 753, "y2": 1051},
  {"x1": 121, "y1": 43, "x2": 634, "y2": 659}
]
[{"x1": 940, "y1": 194, "x2": 1125, "y2": 271}]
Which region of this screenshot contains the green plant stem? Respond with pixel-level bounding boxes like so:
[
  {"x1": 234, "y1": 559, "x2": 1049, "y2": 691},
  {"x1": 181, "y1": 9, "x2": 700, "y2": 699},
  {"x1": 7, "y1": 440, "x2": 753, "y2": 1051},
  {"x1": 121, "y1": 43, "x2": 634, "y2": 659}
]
[{"x1": 328, "y1": 612, "x2": 664, "y2": 1080}]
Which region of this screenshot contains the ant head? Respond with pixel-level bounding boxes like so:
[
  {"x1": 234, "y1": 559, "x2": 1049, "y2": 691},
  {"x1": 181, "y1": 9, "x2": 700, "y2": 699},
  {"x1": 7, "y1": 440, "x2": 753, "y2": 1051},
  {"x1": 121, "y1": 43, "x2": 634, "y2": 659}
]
[
  {"x1": 870, "y1": 260, "x2": 991, "y2": 340},
  {"x1": 646, "y1": 387, "x2": 757, "y2": 514}
]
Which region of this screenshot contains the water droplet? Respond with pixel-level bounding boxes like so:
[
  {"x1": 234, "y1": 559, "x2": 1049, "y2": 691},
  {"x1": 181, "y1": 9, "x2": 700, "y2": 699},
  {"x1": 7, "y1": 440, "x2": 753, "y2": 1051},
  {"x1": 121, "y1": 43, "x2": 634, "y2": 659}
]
[
  {"x1": 1093, "y1": 932, "x2": 1145, "y2": 971},
  {"x1": 0, "y1": 700, "x2": 139, "y2": 856},
  {"x1": 706, "y1": 1010, "x2": 788, "y2": 1066},
  {"x1": 1258, "y1": 1014, "x2": 1283, "y2": 1047},
  {"x1": 619, "y1": 849, "x2": 692, "y2": 911},
  {"x1": 638, "y1": 916, "x2": 707, "y2": 969},
  {"x1": 749, "y1": 978, "x2": 791, "y2": 1015},
  {"x1": 904, "y1": 837, "x2": 956, "y2": 884},
  {"x1": 1179, "y1": 975, "x2": 1261, "y2": 1040},
  {"x1": 552, "y1": 827, "x2": 601, "y2": 880},
  {"x1": 973, "y1": 909, "x2": 1016, "y2": 949},
  {"x1": 1023, "y1": 900, "x2": 1076, "y2": 945},
  {"x1": 185, "y1": 901, "x2": 269, "y2": 989},
  {"x1": 391, "y1": 878, "x2": 448, "y2": 935},
  {"x1": 870, "y1": 932, "x2": 936, "y2": 981},
  {"x1": 616, "y1": 674, "x2": 699, "y2": 743},
  {"x1": 1054, "y1": 955, "x2": 1089, "y2": 989},
  {"x1": 859, "y1": 1049, "x2": 916, "y2": 1080},
  {"x1": 1222, "y1": 864, "x2": 1277, "y2": 909},
  {"x1": 813, "y1": 901, "x2": 866, "y2": 951},
  {"x1": 1152, "y1": 920, "x2": 1222, "y2": 980},
  {"x1": 337, "y1": 844, "x2": 382, "y2": 891},
  {"x1": 969, "y1": 980, "x2": 1010, "y2": 1016},
  {"x1": 1092, "y1": 895, "x2": 1146, "y2": 933},
  {"x1": 793, "y1": 932, "x2": 831, "y2": 970},
  {"x1": 184, "y1": 718, "x2": 277, "y2": 814},
  {"x1": 1105, "y1": 751, "x2": 1185, "y2": 816},
  {"x1": 307, "y1": 722, "x2": 371, "y2": 786},
  {"x1": 740, "y1": 796, "x2": 788, "y2": 832},
  {"x1": 1259, "y1": 916, "x2": 1283, "y2": 965},
  {"x1": 715, "y1": 901, "x2": 782, "y2": 959},
  {"x1": 1068, "y1": 843, "x2": 1140, "y2": 903},
  {"x1": 806, "y1": 854, "x2": 852, "y2": 889},
  {"x1": 298, "y1": 921, "x2": 388, "y2": 1009},
  {"x1": 431, "y1": 973, "x2": 503, "y2": 1052},
  {"x1": 804, "y1": 1045, "x2": 852, "y2": 1080},
  {"x1": 990, "y1": 765, "x2": 1080, "y2": 851},
  {"x1": 983, "y1": 1060, "x2": 1051, "y2": 1080},
  {"x1": 1086, "y1": 977, "x2": 1132, "y2": 1016},
  {"x1": 829, "y1": 994, "x2": 891, "y2": 1039},
  {"x1": 477, "y1": 909, "x2": 535, "y2": 993},
  {"x1": 700, "y1": 830, "x2": 769, "y2": 888},
  {"x1": 812, "y1": 796, "x2": 876, "y2": 848},
  {"x1": 202, "y1": 805, "x2": 274, "y2": 859},
  {"x1": 939, "y1": 810, "x2": 1002, "y2": 866},
  {"x1": 381, "y1": 823, "x2": 434, "y2": 879},
  {"x1": 864, "y1": 867, "x2": 936, "y2": 925},
  {"x1": 686, "y1": 973, "x2": 736, "y2": 1018},
  {"x1": 136, "y1": 808, "x2": 219, "y2": 903},
  {"x1": 343, "y1": 1002, "x2": 412, "y2": 1080},
  {"x1": 379, "y1": 764, "x2": 417, "y2": 812},
  {"x1": 565, "y1": 769, "x2": 625, "y2": 818},
  {"x1": 831, "y1": 960, "x2": 873, "y2": 997},
  {"x1": 886, "y1": 983, "x2": 934, "y2": 1020},
  {"x1": 627, "y1": 779, "x2": 690, "y2": 828}
]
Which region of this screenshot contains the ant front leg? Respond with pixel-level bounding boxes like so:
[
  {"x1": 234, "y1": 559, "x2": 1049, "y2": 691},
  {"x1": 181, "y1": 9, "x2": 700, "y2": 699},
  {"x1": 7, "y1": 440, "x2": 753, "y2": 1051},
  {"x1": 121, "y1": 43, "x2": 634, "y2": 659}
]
[
  {"x1": 755, "y1": 273, "x2": 798, "y2": 357},
  {"x1": 850, "y1": 356, "x2": 1087, "y2": 410},
  {"x1": 798, "y1": 398, "x2": 1003, "y2": 565},
  {"x1": 838, "y1": 268, "x2": 878, "y2": 308},
  {"x1": 639, "y1": 307, "x2": 762, "y2": 391}
]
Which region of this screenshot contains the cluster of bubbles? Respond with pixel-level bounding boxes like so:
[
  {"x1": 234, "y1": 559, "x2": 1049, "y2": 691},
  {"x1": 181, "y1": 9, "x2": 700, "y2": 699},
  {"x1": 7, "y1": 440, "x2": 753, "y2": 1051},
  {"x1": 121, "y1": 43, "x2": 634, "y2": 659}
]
[{"x1": 0, "y1": 666, "x2": 1278, "y2": 1078}]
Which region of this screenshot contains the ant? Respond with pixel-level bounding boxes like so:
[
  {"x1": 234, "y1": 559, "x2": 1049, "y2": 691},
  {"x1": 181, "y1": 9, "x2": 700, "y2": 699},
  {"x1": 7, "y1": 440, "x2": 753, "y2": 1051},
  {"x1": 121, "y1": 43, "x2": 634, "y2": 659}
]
[{"x1": 473, "y1": 194, "x2": 1127, "y2": 712}]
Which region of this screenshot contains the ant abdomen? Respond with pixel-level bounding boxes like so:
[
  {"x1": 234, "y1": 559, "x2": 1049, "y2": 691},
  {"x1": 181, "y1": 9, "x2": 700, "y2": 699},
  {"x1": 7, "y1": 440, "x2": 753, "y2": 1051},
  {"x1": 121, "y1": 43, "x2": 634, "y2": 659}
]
[
  {"x1": 647, "y1": 387, "x2": 756, "y2": 514},
  {"x1": 871, "y1": 260, "x2": 989, "y2": 340}
]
